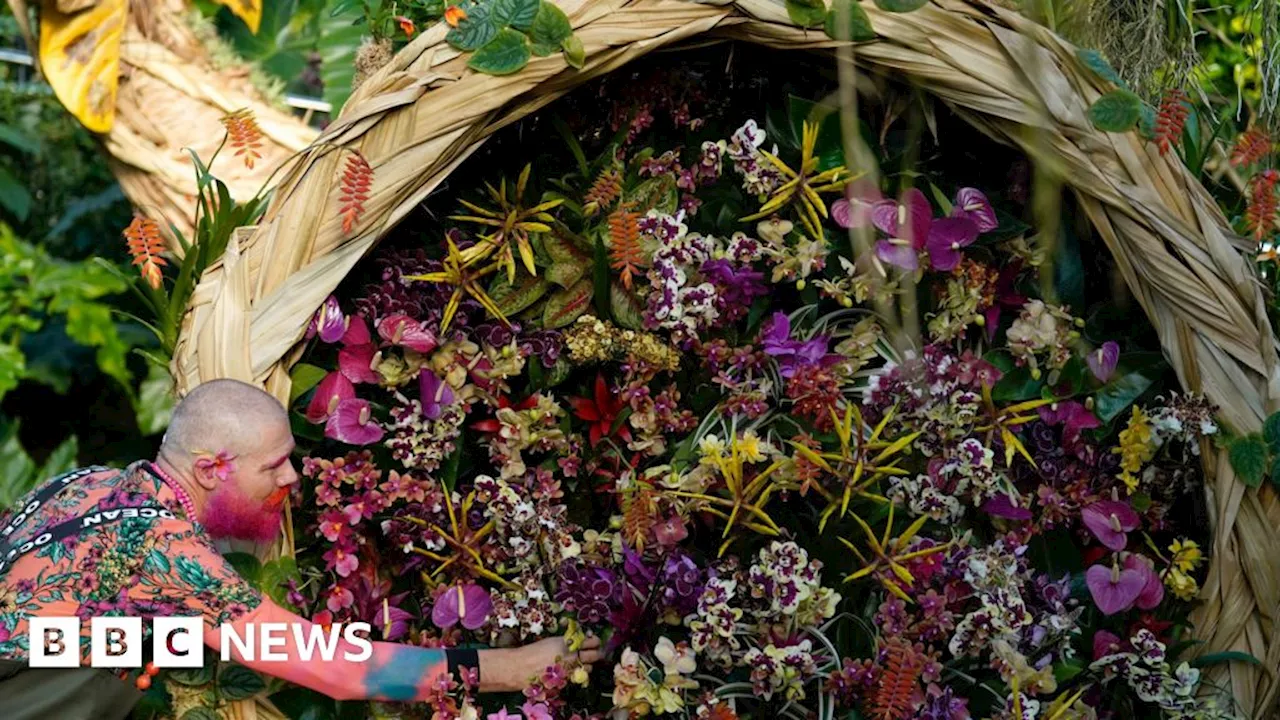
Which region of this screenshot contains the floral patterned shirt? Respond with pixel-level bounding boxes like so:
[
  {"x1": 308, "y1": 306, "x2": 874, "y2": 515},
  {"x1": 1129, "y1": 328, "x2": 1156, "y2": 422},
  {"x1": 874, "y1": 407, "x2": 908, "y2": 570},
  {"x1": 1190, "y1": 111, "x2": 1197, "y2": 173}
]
[{"x1": 0, "y1": 461, "x2": 262, "y2": 662}]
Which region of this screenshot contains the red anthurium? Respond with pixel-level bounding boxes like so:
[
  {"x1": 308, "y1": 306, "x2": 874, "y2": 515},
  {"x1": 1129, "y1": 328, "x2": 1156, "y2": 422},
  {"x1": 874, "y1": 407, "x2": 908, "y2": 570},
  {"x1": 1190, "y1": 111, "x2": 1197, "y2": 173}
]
[
  {"x1": 339, "y1": 343, "x2": 380, "y2": 384},
  {"x1": 306, "y1": 371, "x2": 355, "y2": 423},
  {"x1": 569, "y1": 375, "x2": 632, "y2": 448},
  {"x1": 377, "y1": 313, "x2": 438, "y2": 354}
]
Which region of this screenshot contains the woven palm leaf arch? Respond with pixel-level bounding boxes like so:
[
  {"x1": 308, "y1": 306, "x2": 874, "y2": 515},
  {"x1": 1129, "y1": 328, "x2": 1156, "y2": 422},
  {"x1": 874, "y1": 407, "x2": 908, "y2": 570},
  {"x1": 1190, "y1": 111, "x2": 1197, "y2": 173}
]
[{"x1": 168, "y1": 0, "x2": 1280, "y2": 716}]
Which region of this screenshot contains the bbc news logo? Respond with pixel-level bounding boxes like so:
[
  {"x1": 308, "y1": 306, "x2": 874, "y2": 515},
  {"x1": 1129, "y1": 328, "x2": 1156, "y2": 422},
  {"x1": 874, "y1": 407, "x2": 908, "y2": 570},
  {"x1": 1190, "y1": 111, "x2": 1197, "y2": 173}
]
[{"x1": 29, "y1": 617, "x2": 374, "y2": 668}]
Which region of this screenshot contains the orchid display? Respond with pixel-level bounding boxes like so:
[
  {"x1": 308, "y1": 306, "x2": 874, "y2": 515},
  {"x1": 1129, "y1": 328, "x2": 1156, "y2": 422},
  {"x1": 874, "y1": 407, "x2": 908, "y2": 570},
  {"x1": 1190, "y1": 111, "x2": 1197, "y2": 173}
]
[{"x1": 275, "y1": 65, "x2": 1236, "y2": 720}]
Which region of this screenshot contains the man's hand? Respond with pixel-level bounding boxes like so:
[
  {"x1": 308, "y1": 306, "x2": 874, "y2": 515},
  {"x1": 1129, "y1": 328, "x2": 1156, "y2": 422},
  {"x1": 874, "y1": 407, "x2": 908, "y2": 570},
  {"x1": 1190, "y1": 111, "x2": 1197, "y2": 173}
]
[{"x1": 478, "y1": 634, "x2": 604, "y2": 693}]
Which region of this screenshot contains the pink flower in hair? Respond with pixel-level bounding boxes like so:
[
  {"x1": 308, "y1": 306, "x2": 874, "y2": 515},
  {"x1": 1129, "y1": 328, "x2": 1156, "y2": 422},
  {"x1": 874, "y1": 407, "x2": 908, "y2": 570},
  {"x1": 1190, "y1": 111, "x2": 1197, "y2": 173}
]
[{"x1": 194, "y1": 450, "x2": 236, "y2": 482}]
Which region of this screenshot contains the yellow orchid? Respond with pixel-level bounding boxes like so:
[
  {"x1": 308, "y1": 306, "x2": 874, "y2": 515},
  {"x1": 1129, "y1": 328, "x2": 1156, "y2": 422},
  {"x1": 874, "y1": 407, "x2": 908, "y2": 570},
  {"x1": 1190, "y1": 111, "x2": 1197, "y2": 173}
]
[
  {"x1": 399, "y1": 488, "x2": 517, "y2": 590},
  {"x1": 403, "y1": 234, "x2": 508, "y2": 332},
  {"x1": 974, "y1": 382, "x2": 1053, "y2": 468},
  {"x1": 789, "y1": 403, "x2": 918, "y2": 532},
  {"x1": 449, "y1": 164, "x2": 564, "y2": 283},
  {"x1": 740, "y1": 120, "x2": 854, "y2": 239},
  {"x1": 839, "y1": 501, "x2": 951, "y2": 603},
  {"x1": 668, "y1": 432, "x2": 784, "y2": 557}
]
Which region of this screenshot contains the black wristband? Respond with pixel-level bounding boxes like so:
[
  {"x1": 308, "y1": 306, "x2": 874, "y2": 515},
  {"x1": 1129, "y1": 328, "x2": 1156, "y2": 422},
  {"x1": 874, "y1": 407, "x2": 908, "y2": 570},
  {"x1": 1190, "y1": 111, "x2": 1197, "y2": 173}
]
[{"x1": 447, "y1": 648, "x2": 480, "y2": 683}]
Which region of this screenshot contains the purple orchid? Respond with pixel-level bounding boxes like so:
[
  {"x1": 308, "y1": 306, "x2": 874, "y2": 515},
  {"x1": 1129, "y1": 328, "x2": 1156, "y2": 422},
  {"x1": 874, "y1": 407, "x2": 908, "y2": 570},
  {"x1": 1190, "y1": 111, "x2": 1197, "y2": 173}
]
[
  {"x1": 419, "y1": 371, "x2": 455, "y2": 420},
  {"x1": 1081, "y1": 500, "x2": 1140, "y2": 551},
  {"x1": 831, "y1": 178, "x2": 884, "y2": 229},
  {"x1": 521, "y1": 702, "x2": 552, "y2": 720},
  {"x1": 489, "y1": 710, "x2": 523, "y2": 720},
  {"x1": 760, "y1": 312, "x2": 838, "y2": 378},
  {"x1": 431, "y1": 583, "x2": 493, "y2": 630},
  {"x1": 1086, "y1": 562, "x2": 1146, "y2": 615},
  {"x1": 1088, "y1": 341, "x2": 1120, "y2": 383}
]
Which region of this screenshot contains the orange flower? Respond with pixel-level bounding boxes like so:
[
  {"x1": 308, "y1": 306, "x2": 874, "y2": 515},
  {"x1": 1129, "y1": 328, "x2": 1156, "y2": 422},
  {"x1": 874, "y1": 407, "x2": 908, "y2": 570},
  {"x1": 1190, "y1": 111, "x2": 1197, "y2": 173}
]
[
  {"x1": 221, "y1": 108, "x2": 263, "y2": 170},
  {"x1": 396, "y1": 16, "x2": 415, "y2": 37},
  {"x1": 122, "y1": 215, "x2": 167, "y2": 290},
  {"x1": 444, "y1": 4, "x2": 467, "y2": 27},
  {"x1": 339, "y1": 151, "x2": 374, "y2": 235}
]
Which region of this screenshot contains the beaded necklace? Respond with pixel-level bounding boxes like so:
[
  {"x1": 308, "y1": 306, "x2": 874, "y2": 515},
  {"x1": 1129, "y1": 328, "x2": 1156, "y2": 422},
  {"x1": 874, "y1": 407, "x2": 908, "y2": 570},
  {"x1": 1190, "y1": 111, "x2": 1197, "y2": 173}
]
[{"x1": 147, "y1": 461, "x2": 198, "y2": 521}]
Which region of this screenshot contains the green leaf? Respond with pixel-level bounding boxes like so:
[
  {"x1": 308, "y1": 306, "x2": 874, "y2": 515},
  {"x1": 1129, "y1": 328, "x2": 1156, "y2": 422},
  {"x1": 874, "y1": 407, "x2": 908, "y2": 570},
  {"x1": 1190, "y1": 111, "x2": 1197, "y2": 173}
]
[
  {"x1": 1093, "y1": 353, "x2": 1164, "y2": 424},
  {"x1": 561, "y1": 33, "x2": 585, "y2": 69},
  {"x1": 1076, "y1": 48, "x2": 1127, "y2": 88},
  {"x1": 547, "y1": 260, "x2": 587, "y2": 288},
  {"x1": 1228, "y1": 435, "x2": 1269, "y2": 488},
  {"x1": 824, "y1": 0, "x2": 875, "y2": 40},
  {"x1": 490, "y1": 274, "x2": 552, "y2": 316},
  {"x1": 543, "y1": 278, "x2": 594, "y2": 328},
  {"x1": 610, "y1": 282, "x2": 644, "y2": 330},
  {"x1": 1088, "y1": 89, "x2": 1143, "y2": 132},
  {"x1": 1263, "y1": 411, "x2": 1280, "y2": 450},
  {"x1": 0, "y1": 343, "x2": 25, "y2": 403},
  {"x1": 260, "y1": 557, "x2": 301, "y2": 610},
  {"x1": 0, "y1": 124, "x2": 40, "y2": 154},
  {"x1": 146, "y1": 548, "x2": 172, "y2": 574},
  {"x1": 135, "y1": 361, "x2": 175, "y2": 436},
  {"x1": 38, "y1": 435, "x2": 79, "y2": 478},
  {"x1": 289, "y1": 363, "x2": 330, "y2": 405},
  {"x1": 0, "y1": 166, "x2": 33, "y2": 222},
  {"x1": 992, "y1": 366, "x2": 1042, "y2": 403},
  {"x1": 468, "y1": 28, "x2": 531, "y2": 75},
  {"x1": 222, "y1": 552, "x2": 263, "y2": 585},
  {"x1": 181, "y1": 707, "x2": 221, "y2": 720},
  {"x1": 218, "y1": 664, "x2": 267, "y2": 701},
  {"x1": 1273, "y1": 456, "x2": 1280, "y2": 488},
  {"x1": 441, "y1": 445, "x2": 463, "y2": 493},
  {"x1": 317, "y1": 5, "x2": 367, "y2": 117},
  {"x1": 0, "y1": 420, "x2": 37, "y2": 509},
  {"x1": 1137, "y1": 103, "x2": 1157, "y2": 140},
  {"x1": 1190, "y1": 651, "x2": 1263, "y2": 668},
  {"x1": 169, "y1": 663, "x2": 216, "y2": 687},
  {"x1": 592, "y1": 233, "x2": 611, "y2": 320},
  {"x1": 787, "y1": 0, "x2": 828, "y2": 27},
  {"x1": 493, "y1": 0, "x2": 540, "y2": 30},
  {"x1": 1052, "y1": 657, "x2": 1085, "y2": 684},
  {"x1": 448, "y1": 2, "x2": 500, "y2": 50},
  {"x1": 528, "y1": 1, "x2": 573, "y2": 55},
  {"x1": 874, "y1": 0, "x2": 927, "y2": 10}
]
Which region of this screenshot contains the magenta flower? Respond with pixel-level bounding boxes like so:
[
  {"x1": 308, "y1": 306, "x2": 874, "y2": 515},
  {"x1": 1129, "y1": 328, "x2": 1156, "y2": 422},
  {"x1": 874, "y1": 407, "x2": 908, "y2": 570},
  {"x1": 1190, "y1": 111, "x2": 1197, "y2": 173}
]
[
  {"x1": 309, "y1": 295, "x2": 348, "y2": 344},
  {"x1": 323, "y1": 544, "x2": 359, "y2": 578},
  {"x1": 1081, "y1": 500, "x2": 1140, "y2": 551},
  {"x1": 1092, "y1": 629, "x2": 1124, "y2": 660},
  {"x1": 325, "y1": 398, "x2": 385, "y2": 445},
  {"x1": 326, "y1": 584, "x2": 355, "y2": 613},
  {"x1": 982, "y1": 493, "x2": 1033, "y2": 521},
  {"x1": 1038, "y1": 401, "x2": 1100, "y2": 447},
  {"x1": 924, "y1": 215, "x2": 980, "y2": 272},
  {"x1": 654, "y1": 514, "x2": 689, "y2": 546},
  {"x1": 419, "y1": 371, "x2": 455, "y2": 420},
  {"x1": 1085, "y1": 563, "x2": 1145, "y2": 615},
  {"x1": 951, "y1": 188, "x2": 998, "y2": 232},
  {"x1": 377, "y1": 314, "x2": 438, "y2": 354},
  {"x1": 431, "y1": 583, "x2": 493, "y2": 630},
  {"x1": 1124, "y1": 553, "x2": 1165, "y2": 610},
  {"x1": 342, "y1": 315, "x2": 372, "y2": 345},
  {"x1": 521, "y1": 702, "x2": 553, "y2": 720},
  {"x1": 306, "y1": 371, "x2": 355, "y2": 423},
  {"x1": 760, "y1": 312, "x2": 838, "y2": 378},
  {"x1": 1087, "y1": 341, "x2": 1120, "y2": 383},
  {"x1": 489, "y1": 710, "x2": 523, "y2": 720},
  {"x1": 317, "y1": 508, "x2": 350, "y2": 543},
  {"x1": 871, "y1": 188, "x2": 933, "y2": 270},
  {"x1": 831, "y1": 178, "x2": 883, "y2": 229}
]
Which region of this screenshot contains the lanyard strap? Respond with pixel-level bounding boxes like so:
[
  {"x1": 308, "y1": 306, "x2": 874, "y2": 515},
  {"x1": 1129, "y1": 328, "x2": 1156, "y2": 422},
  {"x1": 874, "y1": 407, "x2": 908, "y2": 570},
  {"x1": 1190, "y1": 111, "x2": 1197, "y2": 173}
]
[
  {"x1": 0, "y1": 504, "x2": 176, "y2": 576},
  {"x1": 0, "y1": 466, "x2": 112, "y2": 545}
]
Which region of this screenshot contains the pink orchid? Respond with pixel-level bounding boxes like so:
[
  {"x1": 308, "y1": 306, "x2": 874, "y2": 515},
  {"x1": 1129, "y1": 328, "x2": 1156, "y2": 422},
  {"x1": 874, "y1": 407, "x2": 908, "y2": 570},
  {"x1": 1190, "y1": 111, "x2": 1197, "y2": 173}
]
[
  {"x1": 318, "y1": 508, "x2": 350, "y2": 543},
  {"x1": 419, "y1": 371, "x2": 455, "y2": 420},
  {"x1": 325, "y1": 584, "x2": 355, "y2": 613},
  {"x1": 951, "y1": 188, "x2": 998, "y2": 232},
  {"x1": 308, "y1": 295, "x2": 348, "y2": 344},
  {"x1": 323, "y1": 544, "x2": 360, "y2": 578},
  {"x1": 194, "y1": 450, "x2": 236, "y2": 482},
  {"x1": 521, "y1": 702, "x2": 553, "y2": 720},
  {"x1": 1081, "y1": 500, "x2": 1140, "y2": 551},
  {"x1": 1124, "y1": 553, "x2": 1165, "y2": 610},
  {"x1": 831, "y1": 178, "x2": 884, "y2": 229},
  {"x1": 306, "y1": 371, "x2": 355, "y2": 423},
  {"x1": 377, "y1": 314, "x2": 438, "y2": 354},
  {"x1": 654, "y1": 514, "x2": 689, "y2": 546},
  {"x1": 1088, "y1": 341, "x2": 1120, "y2": 383},
  {"x1": 431, "y1": 583, "x2": 493, "y2": 630},
  {"x1": 1085, "y1": 562, "x2": 1145, "y2": 615},
  {"x1": 325, "y1": 398, "x2": 384, "y2": 445},
  {"x1": 489, "y1": 710, "x2": 523, "y2": 720}
]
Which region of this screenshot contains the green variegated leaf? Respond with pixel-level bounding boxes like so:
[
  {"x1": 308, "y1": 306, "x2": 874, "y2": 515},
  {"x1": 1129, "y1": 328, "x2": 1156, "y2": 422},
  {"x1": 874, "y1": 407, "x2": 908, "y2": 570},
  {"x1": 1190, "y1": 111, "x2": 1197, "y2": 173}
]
[
  {"x1": 493, "y1": 0, "x2": 540, "y2": 30},
  {"x1": 548, "y1": 260, "x2": 587, "y2": 288},
  {"x1": 218, "y1": 664, "x2": 266, "y2": 700},
  {"x1": 446, "y1": 3, "x2": 499, "y2": 51},
  {"x1": 610, "y1": 282, "x2": 645, "y2": 329},
  {"x1": 543, "y1": 232, "x2": 589, "y2": 263},
  {"x1": 543, "y1": 278, "x2": 594, "y2": 328},
  {"x1": 1088, "y1": 90, "x2": 1142, "y2": 132},
  {"x1": 627, "y1": 174, "x2": 679, "y2": 215},
  {"x1": 1229, "y1": 435, "x2": 1269, "y2": 488},
  {"x1": 490, "y1": 274, "x2": 552, "y2": 316}
]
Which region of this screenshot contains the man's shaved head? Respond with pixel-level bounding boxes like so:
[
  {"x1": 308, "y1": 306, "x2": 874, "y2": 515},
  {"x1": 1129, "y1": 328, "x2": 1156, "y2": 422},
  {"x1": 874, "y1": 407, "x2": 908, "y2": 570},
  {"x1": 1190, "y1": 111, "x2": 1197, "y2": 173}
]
[{"x1": 161, "y1": 378, "x2": 288, "y2": 461}]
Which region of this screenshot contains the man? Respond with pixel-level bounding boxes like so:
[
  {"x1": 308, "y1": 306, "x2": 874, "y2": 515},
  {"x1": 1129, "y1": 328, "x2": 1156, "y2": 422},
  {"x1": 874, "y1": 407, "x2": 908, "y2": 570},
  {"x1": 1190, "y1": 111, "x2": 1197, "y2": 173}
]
[{"x1": 0, "y1": 378, "x2": 599, "y2": 718}]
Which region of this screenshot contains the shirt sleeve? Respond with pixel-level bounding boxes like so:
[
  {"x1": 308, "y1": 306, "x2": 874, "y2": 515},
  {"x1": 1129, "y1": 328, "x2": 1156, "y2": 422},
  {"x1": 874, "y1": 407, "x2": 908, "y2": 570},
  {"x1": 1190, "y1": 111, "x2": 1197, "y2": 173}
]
[{"x1": 204, "y1": 597, "x2": 457, "y2": 702}]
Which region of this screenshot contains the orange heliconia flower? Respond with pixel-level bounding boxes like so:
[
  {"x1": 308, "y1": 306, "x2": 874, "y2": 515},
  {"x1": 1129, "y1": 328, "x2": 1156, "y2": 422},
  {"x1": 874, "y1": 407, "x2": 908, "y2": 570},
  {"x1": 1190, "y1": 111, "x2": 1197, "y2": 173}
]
[
  {"x1": 122, "y1": 215, "x2": 168, "y2": 290},
  {"x1": 1245, "y1": 169, "x2": 1279, "y2": 242},
  {"x1": 1154, "y1": 88, "x2": 1189, "y2": 156},
  {"x1": 1231, "y1": 127, "x2": 1273, "y2": 168},
  {"x1": 339, "y1": 151, "x2": 374, "y2": 235},
  {"x1": 221, "y1": 108, "x2": 264, "y2": 170},
  {"x1": 444, "y1": 4, "x2": 467, "y2": 27},
  {"x1": 608, "y1": 204, "x2": 645, "y2": 290}
]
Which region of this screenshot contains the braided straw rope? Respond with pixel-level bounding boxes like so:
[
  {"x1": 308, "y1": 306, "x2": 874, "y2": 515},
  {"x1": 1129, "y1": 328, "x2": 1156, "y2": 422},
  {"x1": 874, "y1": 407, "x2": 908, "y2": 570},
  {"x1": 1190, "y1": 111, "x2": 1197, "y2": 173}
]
[{"x1": 169, "y1": 0, "x2": 1280, "y2": 716}]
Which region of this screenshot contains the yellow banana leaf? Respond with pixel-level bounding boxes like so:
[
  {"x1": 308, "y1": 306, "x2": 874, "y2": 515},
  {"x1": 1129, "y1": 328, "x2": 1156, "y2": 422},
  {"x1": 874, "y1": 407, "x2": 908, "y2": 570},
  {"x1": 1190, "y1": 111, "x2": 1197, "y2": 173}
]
[
  {"x1": 214, "y1": 0, "x2": 261, "y2": 34},
  {"x1": 38, "y1": 0, "x2": 126, "y2": 133}
]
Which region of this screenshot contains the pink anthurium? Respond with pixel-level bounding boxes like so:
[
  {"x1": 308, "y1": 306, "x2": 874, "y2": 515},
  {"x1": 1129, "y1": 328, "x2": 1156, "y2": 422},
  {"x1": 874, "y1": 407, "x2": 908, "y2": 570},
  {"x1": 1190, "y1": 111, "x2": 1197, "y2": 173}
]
[
  {"x1": 1081, "y1": 500, "x2": 1140, "y2": 551},
  {"x1": 377, "y1": 314, "x2": 438, "y2": 354},
  {"x1": 871, "y1": 188, "x2": 933, "y2": 270},
  {"x1": 325, "y1": 398, "x2": 384, "y2": 445},
  {"x1": 831, "y1": 178, "x2": 884, "y2": 230},
  {"x1": 951, "y1": 188, "x2": 998, "y2": 232},
  {"x1": 1124, "y1": 553, "x2": 1165, "y2": 610},
  {"x1": 924, "y1": 215, "x2": 980, "y2": 272},
  {"x1": 419, "y1": 371, "x2": 455, "y2": 420},
  {"x1": 306, "y1": 372, "x2": 355, "y2": 423},
  {"x1": 309, "y1": 295, "x2": 348, "y2": 344},
  {"x1": 1087, "y1": 341, "x2": 1120, "y2": 383},
  {"x1": 339, "y1": 343, "x2": 380, "y2": 385},
  {"x1": 431, "y1": 583, "x2": 493, "y2": 630},
  {"x1": 1086, "y1": 563, "x2": 1145, "y2": 615},
  {"x1": 343, "y1": 316, "x2": 372, "y2": 346}
]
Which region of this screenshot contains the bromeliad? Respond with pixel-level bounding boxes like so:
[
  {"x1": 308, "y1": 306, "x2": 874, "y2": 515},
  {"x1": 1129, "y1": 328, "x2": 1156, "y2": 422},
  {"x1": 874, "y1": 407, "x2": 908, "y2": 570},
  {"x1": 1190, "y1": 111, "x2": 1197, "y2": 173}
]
[
  {"x1": 399, "y1": 486, "x2": 517, "y2": 590},
  {"x1": 403, "y1": 234, "x2": 508, "y2": 332},
  {"x1": 975, "y1": 382, "x2": 1053, "y2": 468},
  {"x1": 839, "y1": 501, "x2": 951, "y2": 603},
  {"x1": 666, "y1": 432, "x2": 783, "y2": 557},
  {"x1": 789, "y1": 403, "x2": 918, "y2": 532},
  {"x1": 740, "y1": 120, "x2": 853, "y2": 240},
  {"x1": 450, "y1": 164, "x2": 564, "y2": 283}
]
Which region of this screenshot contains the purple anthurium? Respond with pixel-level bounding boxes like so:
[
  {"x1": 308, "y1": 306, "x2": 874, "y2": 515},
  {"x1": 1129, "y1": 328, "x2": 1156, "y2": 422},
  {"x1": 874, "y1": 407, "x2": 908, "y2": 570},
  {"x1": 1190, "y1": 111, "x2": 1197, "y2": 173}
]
[
  {"x1": 871, "y1": 188, "x2": 934, "y2": 270},
  {"x1": 760, "y1": 312, "x2": 838, "y2": 378},
  {"x1": 325, "y1": 398, "x2": 384, "y2": 445},
  {"x1": 431, "y1": 583, "x2": 493, "y2": 630},
  {"x1": 982, "y1": 493, "x2": 1033, "y2": 521},
  {"x1": 1088, "y1": 341, "x2": 1120, "y2": 383},
  {"x1": 1086, "y1": 562, "x2": 1146, "y2": 615},
  {"x1": 983, "y1": 259, "x2": 1028, "y2": 341},
  {"x1": 419, "y1": 371, "x2": 455, "y2": 420},
  {"x1": 377, "y1": 314, "x2": 438, "y2": 354},
  {"x1": 951, "y1": 188, "x2": 998, "y2": 232},
  {"x1": 924, "y1": 215, "x2": 980, "y2": 272},
  {"x1": 1124, "y1": 553, "x2": 1165, "y2": 610},
  {"x1": 1092, "y1": 629, "x2": 1125, "y2": 660},
  {"x1": 1038, "y1": 401, "x2": 1100, "y2": 447},
  {"x1": 308, "y1": 295, "x2": 348, "y2": 344},
  {"x1": 1081, "y1": 500, "x2": 1140, "y2": 551},
  {"x1": 831, "y1": 178, "x2": 884, "y2": 229},
  {"x1": 306, "y1": 371, "x2": 355, "y2": 423}
]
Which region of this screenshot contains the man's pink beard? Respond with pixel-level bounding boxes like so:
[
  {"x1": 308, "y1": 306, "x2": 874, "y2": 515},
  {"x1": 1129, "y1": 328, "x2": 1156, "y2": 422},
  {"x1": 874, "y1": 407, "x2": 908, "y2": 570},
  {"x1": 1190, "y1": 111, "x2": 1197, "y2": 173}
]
[{"x1": 200, "y1": 483, "x2": 283, "y2": 543}]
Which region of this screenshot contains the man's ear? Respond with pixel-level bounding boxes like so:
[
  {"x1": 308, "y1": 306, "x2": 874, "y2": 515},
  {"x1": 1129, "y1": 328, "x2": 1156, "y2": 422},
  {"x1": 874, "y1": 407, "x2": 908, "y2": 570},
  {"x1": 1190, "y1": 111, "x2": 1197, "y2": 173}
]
[{"x1": 191, "y1": 461, "x2": 221, "y2": 492}]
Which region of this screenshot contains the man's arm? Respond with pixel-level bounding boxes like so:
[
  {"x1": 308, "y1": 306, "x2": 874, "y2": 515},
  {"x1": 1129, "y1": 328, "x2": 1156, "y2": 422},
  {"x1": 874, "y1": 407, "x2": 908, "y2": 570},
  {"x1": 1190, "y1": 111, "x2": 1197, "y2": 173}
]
[{"x1": 204, "y1": 597, "x2": 596, "y2": 701}]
